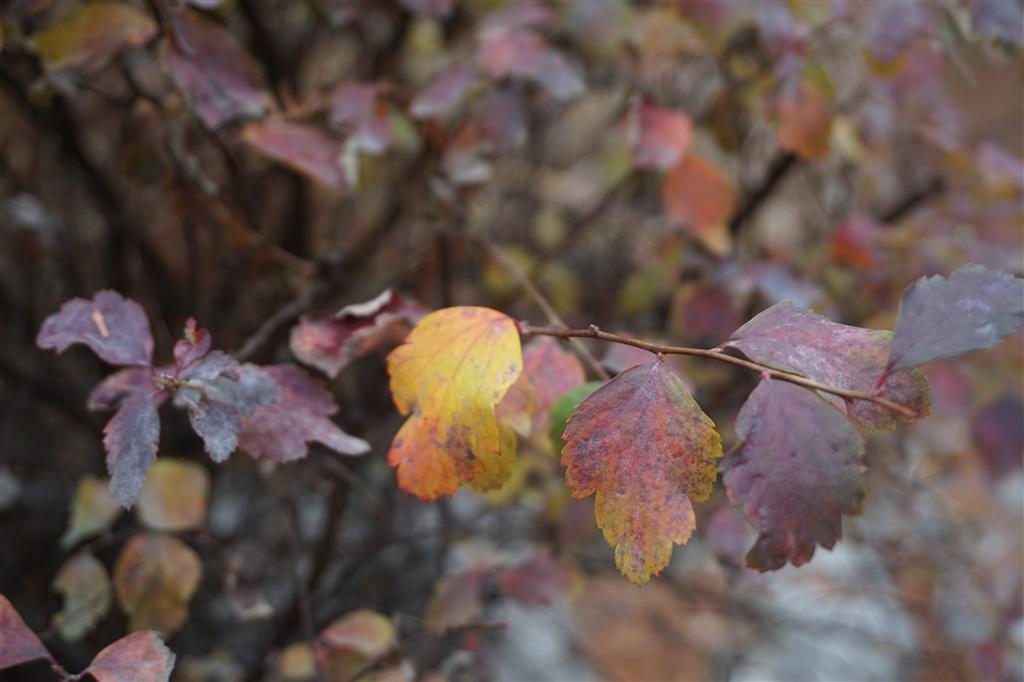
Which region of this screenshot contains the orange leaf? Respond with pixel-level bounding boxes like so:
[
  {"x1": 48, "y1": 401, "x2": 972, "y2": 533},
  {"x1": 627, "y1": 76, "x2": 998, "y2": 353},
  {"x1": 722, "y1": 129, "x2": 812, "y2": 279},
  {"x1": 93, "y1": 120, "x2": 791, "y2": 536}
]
[
  {"x1": 662, "y1": 155, "x2": 735, "y2": 255},
  {"x1": 387, "y1": 307, "x2": 522, "y2": 500}
]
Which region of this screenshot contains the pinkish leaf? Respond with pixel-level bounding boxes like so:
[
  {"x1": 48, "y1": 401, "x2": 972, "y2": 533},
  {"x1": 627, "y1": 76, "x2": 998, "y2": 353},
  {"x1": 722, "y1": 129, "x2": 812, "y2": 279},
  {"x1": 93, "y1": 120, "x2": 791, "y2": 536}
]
[
  {"x1": 727, "y1": 302, "x2": 931, "y2": 430},
  {"x1": 630, "y1": 102, "x2": 694, "y2": 171},
  {"x1": 105, "y1": 391, "x2": 161, "y2": 508},
  {"x1": 160, "y1": 9, "x2": 270, "y2": 129},
  {"x1": 0, "y1": 594, "x2": 54, "y2": 671},
  {"x1": 411, "y1": 65, "x2": 478, "y2": 119},
  {"x1": 37, "y1": 290, "x2": 153, "y2": 367},
  {"x1": 425, "y1": 569, "x2": 487, "y2": 633},
  {"x1": 172, "y1": 318, "x2": 211, "y2": 370},
  {"x1": 496, "y1": 549, "x2": 573, "y2": 607},
  {"x1": 889, "y1": 265, "x2": 1024, "y2": 371},
  {"x1": 330, "y1": 83, "x2": 392, "y2": 154},
  {"x1": 723, "y1": 380, "x2": 866, "y2": 571},
  {"x1": 242, "y1": 121, "x2": 350, "y2": 191},
  {"x1": 85, "y1": 630, "x2": 175, "y2": 682},
  {"x1": 239, "y1": 364, "x2": 369, "y2": 462},
  {"x1": 88, "y1": 367, "x2": 158, "y2": 411},
  {"x1": 290, "y1": 289, "x2": 428, "y2": 379},
  {"x1": 478, "y1": 30, "x2": 584, "y2": 100}
]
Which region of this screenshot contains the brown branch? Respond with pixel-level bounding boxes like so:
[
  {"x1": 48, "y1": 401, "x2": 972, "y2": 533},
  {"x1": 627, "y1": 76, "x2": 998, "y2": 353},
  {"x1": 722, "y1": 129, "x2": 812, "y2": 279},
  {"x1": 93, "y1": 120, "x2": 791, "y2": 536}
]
[
  {"x1": 729, "y1": 151, "x2": 800, "y2": 235},
  {"x1": 234, "y1": 281, "x2": 323, "y2": 362},
  {"x1": 519, "y1": 323, "x2": 918, "y2": 418}
]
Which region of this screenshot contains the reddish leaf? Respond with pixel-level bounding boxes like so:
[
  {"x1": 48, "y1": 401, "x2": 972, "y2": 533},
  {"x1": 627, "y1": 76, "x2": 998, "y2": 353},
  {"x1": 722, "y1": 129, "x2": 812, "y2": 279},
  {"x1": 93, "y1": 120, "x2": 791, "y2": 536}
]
[
  {"x1": 496, "y1": 549, "x2": 573, "y2": 607},
  {"x1": 670, "y1": 283, "x2": 741, "y2": 346},
  {"x1": 662, "y1": 154, "x2": 735, "y2": 255},
  {"x1": 499, "y1": 337, "x2": 585, "y2": 437},
  {"x1": 704, "y1": 507, "x2": 751, "y2": 565},
  {"x1": 114, "y1": 533, "x2": 202, "y2": 634},
  {"x1": 726, "y1": 302, "x2": 931, "y2": 430},
  {"x1": 172, "y1": 318, "x2": 211, "y2": 370},
  {"x1": 238, "y1": 364, "x2": 370, "y2": 462},
  {"x1": 0, "y1": 594, "x2": 54, "y2": 671},
  {"x1": 37, "y1": 290, "x2": 153, "y2": 367},
  {"x1": 330, "y1": 82, "x2": 392, "y2": 154},
  {"x1": 425, "y1": 569, "x2": 487, "y2": 633},
  {"x1": 243, "y1": 121, "x2": 349, "y2": 190},
  {"x1": 562, "y1": 360, "x2": 722, "y2": 585},
  {"x1": 160, "y1": 9, "x2": 270, "y2": 129},
  {"x1": 830, "y1": 215, "x2": 885, "y2": 271},
  {"x1": 723, "y1": 380, "x2": 866, "y2": 571},
  {"x1": 104, "y1": 391, "x2": 161, "y2": 508},
  {"x1": 411, "y1": 65, "x2": 478, "y2": 119},
  {"x1": 889, "y1": 265, "x2": 1024, "y2": 371},
  {"x1": 972, "y1": 394, "x2": 1024, "y2": 479},
  {"x1": 776, "y1": 66, "x2": 835, "y2": 161},
  {"x1": 30, "y1": 0, "x2": 156, "y2": 73},
  {"x1": 630, "y1": 102, "x2": 694, "y2": 171},
  {"x1": 85, "y1": 630, "x2": 175, "y2": 682},
  {"x1": 477, "y1": 30, "x2": 585, "y2": 101},
  {"x1": 290, "y1": 289, "x2": 428, "y2": 379}
]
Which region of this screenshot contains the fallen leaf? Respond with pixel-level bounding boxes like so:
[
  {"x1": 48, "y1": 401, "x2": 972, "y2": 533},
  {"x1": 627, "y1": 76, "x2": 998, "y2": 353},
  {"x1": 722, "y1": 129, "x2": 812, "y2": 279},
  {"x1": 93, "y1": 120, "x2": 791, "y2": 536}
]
[
  {"x1": 31, "y1": 0, "x2": 156, "y2": 73},
  {"x1": 61, "y1": 474, "x2": 122, "y2": 548},
  {"x1": 52, "y1": 553, "x2": 112, "y2": 641},
  {"x1": 562, "y1": 360, "x2": 722, "y2": 584},
  {"x1": 888, "y1": 265, "x2": 1024, "y2": 371},
  {"x1": 37, "y1": 290, "x2": 153, "y2": 367},
  {"x1": 136, "y1": 459, "x2": 209, "y2": 532},
  {"x1": 723, "y1": 379, "x2": 866, "y2": 571},
  {"x1": 387, "y1": 307, "x2": 522, "y2": 500},
  {"x1": 85, "y1": 630, "x2": 175, "y2": 682},
  {"x1": 726, "y1": 302, "x2": 931, "y2": 430},
  {"x1": 0, "y1": 594, "x2": 54, "y2": 671},
  {"x1": 114, "y1": 533, "x2": 202, "y2": 634},
  {"x1": 238, "y1": 364, "x2": 370, "y2": 462}
]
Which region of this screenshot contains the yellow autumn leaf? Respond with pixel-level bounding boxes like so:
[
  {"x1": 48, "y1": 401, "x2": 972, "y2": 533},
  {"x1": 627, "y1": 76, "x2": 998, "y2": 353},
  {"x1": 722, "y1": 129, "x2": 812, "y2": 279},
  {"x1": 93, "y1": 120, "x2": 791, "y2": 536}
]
[{"x1": 387, "y1": 307, "x2": 522, "y2": 500}]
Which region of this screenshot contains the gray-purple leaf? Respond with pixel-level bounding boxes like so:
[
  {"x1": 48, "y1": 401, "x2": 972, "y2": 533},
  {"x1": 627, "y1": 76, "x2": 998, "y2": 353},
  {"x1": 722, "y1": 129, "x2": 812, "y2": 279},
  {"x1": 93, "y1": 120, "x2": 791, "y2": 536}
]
[
  {"x1": 722, "y1": 380, "x2": 866, "y2": 571},
  {"x1": 188, "y1": 399, "x2": 240, "y2": 463},
  {"x1": 88, "y1": 367, "x2": 157, "y2": 411},
  {"x1": 889, "y1": 265, "x2": 1024, "y2": 371},
  {"x1": 37, "y1": 290, "x2": 153, "y2": 367},
  {"x1": 239, "y1": 364, "x2": 369, "y2": 462},
  {"x1": 411, "y1": 65, "x2": 478, "y2": 119},
  {"x1": 104, "y1": 391, "x2": 161, "y2": 507}
]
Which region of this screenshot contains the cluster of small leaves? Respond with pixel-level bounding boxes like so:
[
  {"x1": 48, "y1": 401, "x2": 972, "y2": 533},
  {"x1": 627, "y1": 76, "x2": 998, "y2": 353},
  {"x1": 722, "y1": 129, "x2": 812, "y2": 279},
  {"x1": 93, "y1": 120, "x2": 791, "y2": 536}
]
[
  {"x1": 36, "y1": 290, "x2": 369, "y2": 507},
  {"x1": 378, "y1": 265, "x2": 1022, "y2": 583}
]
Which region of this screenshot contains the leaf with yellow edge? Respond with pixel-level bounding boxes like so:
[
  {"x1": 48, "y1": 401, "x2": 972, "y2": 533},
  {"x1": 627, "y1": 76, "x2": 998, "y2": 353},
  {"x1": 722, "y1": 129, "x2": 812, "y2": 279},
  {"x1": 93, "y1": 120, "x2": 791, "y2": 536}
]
[
  {"x1": 387, "y1": 307, "x2": 522, "y2": 500},
  {"x1": 562, "y1": 360, "x2": 722, "y2": 585}
]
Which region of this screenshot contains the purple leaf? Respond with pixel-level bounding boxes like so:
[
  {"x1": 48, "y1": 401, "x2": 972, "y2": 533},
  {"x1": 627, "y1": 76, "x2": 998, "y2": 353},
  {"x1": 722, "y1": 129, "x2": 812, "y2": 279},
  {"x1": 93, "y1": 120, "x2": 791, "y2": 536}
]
[
  {"x1": 329, "y1": 82, "x2": 392, "y2": 154},
  {"x1": 723, "y1": 380, "x2": 866, "y2": 571},
  {"x1": 239, "y1": 364, "x2": 369, "y2": 462},
  {"x1": 889, "y1": 265, "x2": 1024, "y2": 371},
  {"x1": 37, "y1": 290, "x2": 153, "y2": 367},
  {"x1": 105, "y1": 391, "x2": 161, "y2": 508},
  {"x1": 726, "y1": 302, "x2": 931, "y2": 430},
  {"x1": 290, "y1": 289, "x2": 428, "y2": 378},
  {"x1": 159, "y1": 9, "x2": 270, "y2": 129},
  {"x1": 411, "y1": 65, "x2": 478, "y2": 119},
  {"x1": 187, "y1": 399, "x2": 240, "y2": 463},
  {"x1": 172, "y1": 318, "x2": 211, "y2": 370},
  {"x1": 1, "y1": 595, "x2": 55, "y2": 671},
  {"x1": 88, "y1": 367, "x2": 158, "y2": 411},
  {"x1": 477, "y1": 30, "x2": 584, "y2": 101},
  {"x1": 242, "y1": 121, "x2": 350, "y2": 191}
]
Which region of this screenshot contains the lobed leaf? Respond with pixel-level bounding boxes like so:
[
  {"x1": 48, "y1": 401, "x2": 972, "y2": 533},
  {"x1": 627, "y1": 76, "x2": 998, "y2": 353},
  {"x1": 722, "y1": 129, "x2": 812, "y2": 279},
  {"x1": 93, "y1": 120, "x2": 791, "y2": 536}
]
[
  {"x1": 0, "y1": 594, "x2": 54, "y2": 671},
  {"x1": 160, "y1": 9, "x2": 270, "y2": 129},
  {"x1": 51, "y1": 553, "x2": 112, "y2": 642},
  {"x1": 37, "y1": 290, "x2": 153, "y2": 367},
  {"x1": 85, "y1": 631, "x2": 175, "y2": 682},
  {"x1": 238, "y1": 364, "x2": 370, "y2": 462},
  {"x1": 727, "y1": 301, "x2": 931, "y2": 430},
  {"x1": 136, "y1": 458, "x2": 209, "y2": 532},
  {"x1": 562, "y1": 360, "x2": 722, "y2": 585},
  {"x1": 105, "y1": 391, "x2": 161, "y2": 508},
  {"x1": 290, "y1": 289, "x2": 428, "y2": 379},
  {"x1": 723, "y1": 380, "x2": 866, "y2": 571},
  {"x1": 888, "y1": 265, "x2": 1024, "y2": 371},
  {"x1": 114, "y1": 533, "x2": 202, "y2": 635},
  {"x1": 387, "y1": 307, "x2": 522, "y2": 500}
]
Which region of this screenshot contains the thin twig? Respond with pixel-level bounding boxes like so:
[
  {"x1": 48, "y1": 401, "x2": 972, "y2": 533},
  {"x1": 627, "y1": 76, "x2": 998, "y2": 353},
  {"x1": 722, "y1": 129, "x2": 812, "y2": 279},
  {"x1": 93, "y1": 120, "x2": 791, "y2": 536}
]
[
  {"x1": 520, "y1": 323, "x2": 917, "y2": 418},
  {"x1": 475, "y1": 240, "x2": 610, "y2": 381},
  {"x1": 234, "y1": 282, "x2": 323, "y2": 362}
]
